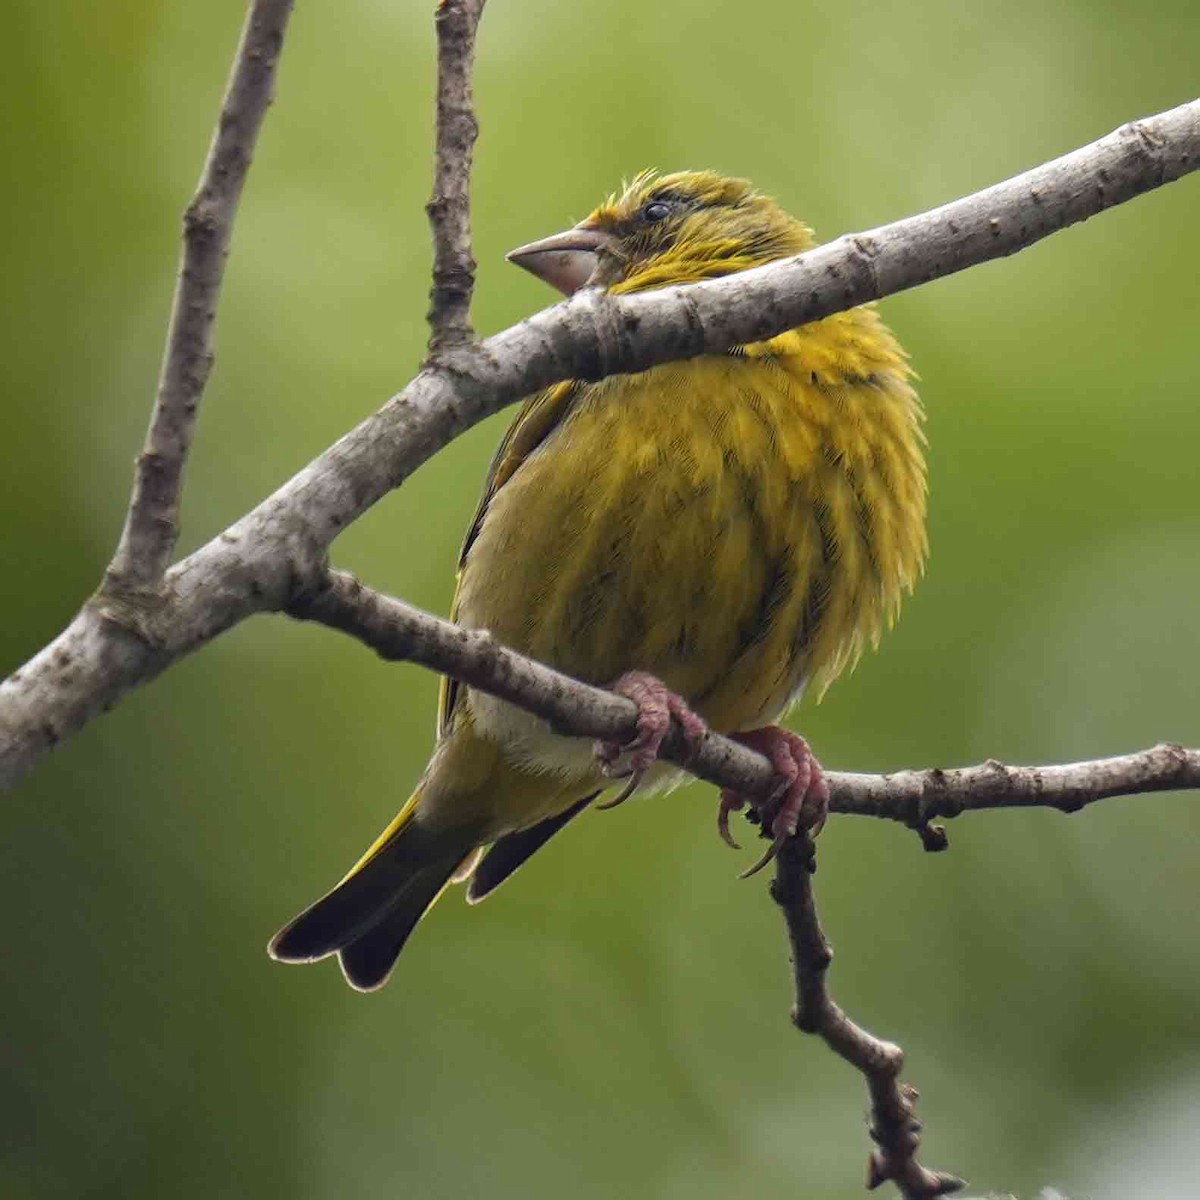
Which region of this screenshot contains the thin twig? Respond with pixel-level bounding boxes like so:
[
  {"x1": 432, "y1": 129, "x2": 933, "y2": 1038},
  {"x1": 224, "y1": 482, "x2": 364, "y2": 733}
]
[
  {"x1": 104, "y1": 0, "x2": 295, "y2": 594},
  {"x1": 426, "y1": 0, "x2": 485, "y2": 353},
  {"x1": 3, "y1": 102, "x2": 1199, "y2": 787},
  {"x1": 773, "y1": 836, "x2": 965, "y2": 1198},
  {"x1": 287, "y1": 571, "x2": 1200, "y2": 824}
]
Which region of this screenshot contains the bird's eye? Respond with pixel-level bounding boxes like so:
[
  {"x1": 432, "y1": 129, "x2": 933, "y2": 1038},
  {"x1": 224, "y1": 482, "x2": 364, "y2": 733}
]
[{"x1": 639, "y1": 200, "x2": 673, "y2": 224}]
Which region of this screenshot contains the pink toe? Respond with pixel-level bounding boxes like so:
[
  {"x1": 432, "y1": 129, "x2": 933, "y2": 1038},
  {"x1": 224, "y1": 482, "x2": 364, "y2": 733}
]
[
  {"x1": 595, "y1": 671, "x2": 708, "y2": 788},
  {"x1": 720, "y1": 726, "x2": 830, "y2": 860}
]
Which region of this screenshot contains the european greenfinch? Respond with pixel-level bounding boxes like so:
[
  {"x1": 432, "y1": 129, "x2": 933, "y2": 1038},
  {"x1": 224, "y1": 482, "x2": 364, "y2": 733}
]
[{"x1": 270, "y1": 171, "x2": 926, "y2": 990}]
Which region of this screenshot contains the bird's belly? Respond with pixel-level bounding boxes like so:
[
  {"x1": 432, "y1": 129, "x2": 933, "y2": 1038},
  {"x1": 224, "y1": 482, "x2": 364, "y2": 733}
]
[
  {"x1": 454, "y1": 369, "x2": 828, "y2": 773},
  {"x1": 465, "y1": 689, "x2": 607, "y2": 780}
]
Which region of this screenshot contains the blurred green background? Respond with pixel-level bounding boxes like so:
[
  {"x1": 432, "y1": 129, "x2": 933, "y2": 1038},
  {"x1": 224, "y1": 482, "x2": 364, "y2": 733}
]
[{"x1": 3, "y1": 2, "x2": 1198, "y2": 1197}]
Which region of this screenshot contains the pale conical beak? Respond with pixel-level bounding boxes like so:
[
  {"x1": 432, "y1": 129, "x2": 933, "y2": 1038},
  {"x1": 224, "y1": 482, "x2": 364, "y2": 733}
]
[{"x1": 506, "y1": 225, "x2": 613, "y2": 296}]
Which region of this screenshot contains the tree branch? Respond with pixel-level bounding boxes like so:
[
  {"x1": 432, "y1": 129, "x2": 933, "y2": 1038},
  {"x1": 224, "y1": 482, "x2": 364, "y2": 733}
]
[
  {"x1": 774, "y1": 836, "x2": 966, "y2": 1198},
  {"x1": 0, "y1": 81, "x2": 1195, "y2": 789},
  {"x1": 288, "y1": 571, "x2": 1200, "y2": 827},
  {"x1": 426, "y1": 0, "x2": 485, "y2": 352},
  {"x1": 105, "y1": 0, "x2": 294, "y2": 594}
]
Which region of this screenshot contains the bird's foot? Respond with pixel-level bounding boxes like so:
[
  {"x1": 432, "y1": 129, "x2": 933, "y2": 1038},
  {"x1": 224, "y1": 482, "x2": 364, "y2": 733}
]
[
  {"x1": 594, "y1": 671, "x2": 708, "y2": 810},
  {"x1": 717, "y1": 727, "x2": 829, "y2": 876}
]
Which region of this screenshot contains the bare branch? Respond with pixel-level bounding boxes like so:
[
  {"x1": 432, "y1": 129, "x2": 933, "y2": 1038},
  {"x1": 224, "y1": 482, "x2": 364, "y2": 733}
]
[
  {"x1": 426, "y1": 0, "x2": 485, "y2": 352},
  {"x1": 289, "y1": 569, "x2": 774, "y2": 795},
  {"x1": 3, "y1": 100, "x2": 1199, "y2": 787},
  {"x1": 820, "y1": 744, "x2": 1200, "y2": 828},
  {"x1": 287, "y1": 572, "x2": 1200, "y2": 826},
  {"x1": 773, "y1": 835, "x2": 966, "y2": 1198},
  {"x1": 105, "y1": 0, "x2": 294, "y2": 594}
]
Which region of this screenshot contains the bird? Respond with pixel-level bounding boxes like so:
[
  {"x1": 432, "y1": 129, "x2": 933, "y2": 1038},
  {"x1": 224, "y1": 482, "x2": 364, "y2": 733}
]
[{"x1": 269, "y1": 170, "x2": 927, "y2": 991}]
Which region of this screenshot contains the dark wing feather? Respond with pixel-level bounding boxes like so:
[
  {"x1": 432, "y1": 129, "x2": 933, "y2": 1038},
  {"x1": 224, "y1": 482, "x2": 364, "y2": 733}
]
[
  {"x1": 466, "y1": 794, "x2": 596, "y2": 904},
  {"x1": 437, "y1": 381, "x2": 582, "y2": 735}
]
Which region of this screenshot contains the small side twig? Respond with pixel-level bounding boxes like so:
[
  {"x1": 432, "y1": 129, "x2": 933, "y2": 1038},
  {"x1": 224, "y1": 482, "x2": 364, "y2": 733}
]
[
  {"x1": 774, "y1": 836, "x2": 965, "y2": 1198},
  {"x1": 105, "y1": 0, "x2": 295, "y2": 595},
  {"x1": 426, "y1": 0, "x2": 486, "y2": 353}
]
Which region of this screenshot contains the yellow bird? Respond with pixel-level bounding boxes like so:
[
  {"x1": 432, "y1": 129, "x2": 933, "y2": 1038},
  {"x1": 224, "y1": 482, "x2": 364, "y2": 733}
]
[{"x1": 270, "y1": 171, "x2": 927, "y2": 990}]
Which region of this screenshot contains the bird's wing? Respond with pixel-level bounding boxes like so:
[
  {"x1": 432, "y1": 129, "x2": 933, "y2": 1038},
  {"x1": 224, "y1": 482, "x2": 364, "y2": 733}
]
[
  {"x1": 437, "y1": 380, "x2": 582, "y2": 736},
  {"x1": 465, "y1": 793, "x2": 596, "y2": 903}
]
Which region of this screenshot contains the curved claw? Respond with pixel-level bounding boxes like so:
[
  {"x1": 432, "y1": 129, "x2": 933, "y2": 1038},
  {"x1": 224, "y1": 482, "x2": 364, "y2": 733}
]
[
  {"x1": 738, "y1": 832, "x2": 787, "y2": 879},
  {"x1": 594, "y1": 770, "x2": 643, "y2": 811},
  {"x1": 717, "y1": 792, "x2": 744, "y2": 850}
]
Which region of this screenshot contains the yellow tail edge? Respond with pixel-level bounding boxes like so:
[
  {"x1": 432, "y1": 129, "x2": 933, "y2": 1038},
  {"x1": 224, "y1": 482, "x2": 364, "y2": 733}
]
[{"x1": 340, "y1": 785, "x2": 424, "y2": 884}]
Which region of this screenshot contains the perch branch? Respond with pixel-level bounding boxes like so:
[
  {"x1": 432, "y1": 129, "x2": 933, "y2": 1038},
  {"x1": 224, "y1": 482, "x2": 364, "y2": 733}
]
[
  {"x1": 105, "y1": 0, "x2": 294, "y2": 594},
  {"x1": 290, "y1": 571, "x2": 1200, "y2": 824},
  {"x1": 2, "y1": 94, "x2": 1198, "y2": 787},
  {"x1": 426, "y1": 0, "x2": 485, "y2": 352},
  {"x1": 774, "y1": 836, "x2": 965, "y2": 1198}
]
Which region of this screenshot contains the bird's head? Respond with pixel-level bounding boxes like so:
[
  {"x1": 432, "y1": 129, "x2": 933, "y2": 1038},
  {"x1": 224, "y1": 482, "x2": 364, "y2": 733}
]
[{"x1": 507, "y1": 170, "x2": 815, "y2": 296}]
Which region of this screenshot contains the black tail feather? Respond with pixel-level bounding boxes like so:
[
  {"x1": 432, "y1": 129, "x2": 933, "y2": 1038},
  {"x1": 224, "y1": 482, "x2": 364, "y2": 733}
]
[
  {"x1": 269, "y1": 821, "x2": 467, "y2": 967},
  {"x1": 337, "y1": 856, "x2": 460, "y2": 991},
  {"x1": 467, "y1": 795, "x2": 595, "y2": 904}
]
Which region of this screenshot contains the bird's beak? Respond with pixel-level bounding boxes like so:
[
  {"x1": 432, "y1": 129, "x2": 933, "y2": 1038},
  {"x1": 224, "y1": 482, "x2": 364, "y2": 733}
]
[{"x1": 506, "y1": 225, "x2": 613, "y2": 296}]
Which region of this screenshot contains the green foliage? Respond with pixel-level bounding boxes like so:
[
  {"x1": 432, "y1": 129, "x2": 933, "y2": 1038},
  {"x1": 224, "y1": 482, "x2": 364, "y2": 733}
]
[{"x1": 2, "y1": 1, "x2": 1198, "y2": 1197}]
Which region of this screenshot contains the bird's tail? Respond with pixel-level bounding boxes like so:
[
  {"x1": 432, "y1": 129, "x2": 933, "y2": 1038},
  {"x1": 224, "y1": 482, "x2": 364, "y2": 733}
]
[{"x1": 268, "y1": 792, "x2": 477, "y2": 991}]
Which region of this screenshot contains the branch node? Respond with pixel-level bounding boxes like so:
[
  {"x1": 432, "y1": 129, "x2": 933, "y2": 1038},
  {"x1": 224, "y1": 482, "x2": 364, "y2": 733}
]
[
  {"x1": 1155, "y1": 740, "x2": 1188, "y2": 774},
  {"x1": 182, "y1": 198, "x2": 222, "y2": 240},
  {"x1": 848, "y1": 234, "x2": 883, "y2": 296},
  {"x1": 1125, "y1": 118, "x2": 1167, "y2": 153},
  {"x1": 909, "y1": 819, "x2": 951, "y2": 852},
  {"x1": 283, "y1": 567, "x2": 338, "y2": 621},
  {"x1": 86, "y1": 590, "x2": 171, "y2": 652},
  {"x1": 424, "y1": 338, "x2": 488, "y2": 381},
  {"x1": 866, "y1": 1151, "x2": 887, "y2": 1190}
]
